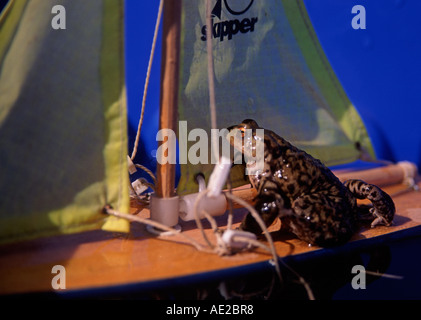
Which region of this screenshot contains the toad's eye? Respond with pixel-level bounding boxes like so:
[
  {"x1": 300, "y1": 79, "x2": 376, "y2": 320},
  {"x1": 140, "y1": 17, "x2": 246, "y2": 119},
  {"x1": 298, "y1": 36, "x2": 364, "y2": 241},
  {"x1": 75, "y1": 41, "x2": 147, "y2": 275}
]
[{"x1": 239, "y1": 127, "x2": 246, "y2": 137}]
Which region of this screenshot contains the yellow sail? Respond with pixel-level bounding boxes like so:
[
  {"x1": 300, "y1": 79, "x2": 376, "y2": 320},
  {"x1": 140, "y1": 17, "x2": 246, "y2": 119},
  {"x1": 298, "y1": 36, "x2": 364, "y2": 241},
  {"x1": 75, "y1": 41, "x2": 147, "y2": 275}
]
[{"x1": 0, "y1": 0, "x2": 129, "y2": 243}]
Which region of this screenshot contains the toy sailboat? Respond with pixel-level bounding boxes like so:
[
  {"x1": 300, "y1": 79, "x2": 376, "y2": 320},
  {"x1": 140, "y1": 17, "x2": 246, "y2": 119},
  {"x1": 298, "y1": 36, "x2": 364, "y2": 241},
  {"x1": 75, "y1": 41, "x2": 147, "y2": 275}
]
[{"x1": 0, "y1": 0, "x2": 420, "y2": 299}]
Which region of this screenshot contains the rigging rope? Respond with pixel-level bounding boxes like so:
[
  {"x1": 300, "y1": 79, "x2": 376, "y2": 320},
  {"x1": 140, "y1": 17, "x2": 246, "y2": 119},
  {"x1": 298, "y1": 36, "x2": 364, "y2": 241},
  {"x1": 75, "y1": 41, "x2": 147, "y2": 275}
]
[
  {"x1": 104, "y1": 188, "x2": 316, "y2": 300},
  {"x1": 130, "y1": 0, "x2": 164, "y2": 161},
  {"x1": 206, "y1": 0, "x2": 220, "y2": 163}
]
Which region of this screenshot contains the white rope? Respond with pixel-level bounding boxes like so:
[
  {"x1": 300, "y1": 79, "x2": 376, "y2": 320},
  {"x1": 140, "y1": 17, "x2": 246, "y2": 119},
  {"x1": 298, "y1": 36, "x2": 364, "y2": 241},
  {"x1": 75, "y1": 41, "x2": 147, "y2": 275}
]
[
  {"x1": 190, "y1": 186, "x2": 314, "y2": 300},
  {"x1": 130, "y1": 0, "x2": 164, "y2": 161},
  {"x1": 128, "y1": 0, "x2": 163, "y2": 201},
  {"x1": 104, "y1": 188, "x2": 315, "y2": 299},
  {"x1": 226, "y1": 178, "x2": 235, "y2": 230},
  {"x1": 135, "y1": 164, "x2": 157, "y2": 184},
  {"x1": 104, "y1": 206, "x2": 210, "y2": 253},
  {"x1": 206, "y1": 0, "x2": 219, "y2": 161},
  {"x1": 193, "y1": 189, "x2": 216, "y2": 249},
  {"x1": 224, "y1": 193, "x2": 282, "y2": 278}
]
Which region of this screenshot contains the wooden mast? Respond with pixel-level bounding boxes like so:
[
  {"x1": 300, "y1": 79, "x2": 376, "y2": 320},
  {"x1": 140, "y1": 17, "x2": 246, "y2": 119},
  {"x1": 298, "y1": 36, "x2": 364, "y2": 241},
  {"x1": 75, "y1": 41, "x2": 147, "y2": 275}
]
[{"x1": 155, "y1": 0, "x2": 182, "y2": 199}]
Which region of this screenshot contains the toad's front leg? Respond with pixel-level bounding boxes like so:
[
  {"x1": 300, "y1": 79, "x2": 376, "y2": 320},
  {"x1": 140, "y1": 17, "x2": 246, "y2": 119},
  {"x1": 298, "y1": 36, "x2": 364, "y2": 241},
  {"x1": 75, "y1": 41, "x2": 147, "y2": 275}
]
[{"x1": 240, "y1": 188, "x2": 287, "y2": 235}]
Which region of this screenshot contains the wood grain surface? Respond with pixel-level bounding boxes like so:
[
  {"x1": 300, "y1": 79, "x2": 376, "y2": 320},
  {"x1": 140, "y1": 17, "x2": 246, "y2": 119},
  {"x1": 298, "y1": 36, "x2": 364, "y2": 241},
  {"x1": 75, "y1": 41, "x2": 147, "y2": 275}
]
[{"x1": 0, "y1": 171, "x2": 420, "y2": 296}]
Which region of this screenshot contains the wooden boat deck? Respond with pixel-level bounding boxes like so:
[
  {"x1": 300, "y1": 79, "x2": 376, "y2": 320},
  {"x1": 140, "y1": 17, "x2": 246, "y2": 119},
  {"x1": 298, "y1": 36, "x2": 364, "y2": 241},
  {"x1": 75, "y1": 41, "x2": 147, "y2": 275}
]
[{"x1": 1, "y1": 175, "x2": 421, "y2": 297}]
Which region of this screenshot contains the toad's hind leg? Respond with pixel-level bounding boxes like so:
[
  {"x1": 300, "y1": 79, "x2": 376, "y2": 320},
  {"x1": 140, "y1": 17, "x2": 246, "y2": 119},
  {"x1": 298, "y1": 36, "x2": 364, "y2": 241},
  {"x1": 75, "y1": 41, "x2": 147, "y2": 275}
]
[
  {"x1": 288, "y1": 193, "x2": 356, "y2": 246},
  {"x1": 344, "y1": 179, "x2": 395, "y2": 227}
]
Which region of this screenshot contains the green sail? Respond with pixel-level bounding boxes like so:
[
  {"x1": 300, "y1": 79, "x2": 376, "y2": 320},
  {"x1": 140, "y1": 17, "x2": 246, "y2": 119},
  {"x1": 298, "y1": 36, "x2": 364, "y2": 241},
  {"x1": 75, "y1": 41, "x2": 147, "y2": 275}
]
[
  {"x1": 177, "y1": 0, "x2": 374, "y2": 194},
  {"x1": 0, "y1": 0, "x2": 129, "y2": 243}
]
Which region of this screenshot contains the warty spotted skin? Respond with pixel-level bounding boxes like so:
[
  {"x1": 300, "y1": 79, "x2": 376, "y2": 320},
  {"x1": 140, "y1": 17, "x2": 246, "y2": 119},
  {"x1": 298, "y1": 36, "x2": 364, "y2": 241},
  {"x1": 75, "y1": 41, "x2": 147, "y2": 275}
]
[{"x1": 227, "y1": 119, "x2": 395, "y2": 247}]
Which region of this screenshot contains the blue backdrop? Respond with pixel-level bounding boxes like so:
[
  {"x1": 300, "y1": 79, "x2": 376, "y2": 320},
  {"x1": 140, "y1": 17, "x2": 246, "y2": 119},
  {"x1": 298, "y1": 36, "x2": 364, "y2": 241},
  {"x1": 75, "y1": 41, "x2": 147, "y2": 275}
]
[{"x1": 125, "y1": 0, "x2": 421, "y2": 179}]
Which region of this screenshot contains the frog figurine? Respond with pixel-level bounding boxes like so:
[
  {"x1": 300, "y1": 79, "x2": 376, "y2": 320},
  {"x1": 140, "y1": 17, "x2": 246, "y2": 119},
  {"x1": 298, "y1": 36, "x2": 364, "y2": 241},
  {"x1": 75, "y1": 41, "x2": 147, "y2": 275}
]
[{"x1": 227, "y1": 119, "x2": 395, "y2": 247}]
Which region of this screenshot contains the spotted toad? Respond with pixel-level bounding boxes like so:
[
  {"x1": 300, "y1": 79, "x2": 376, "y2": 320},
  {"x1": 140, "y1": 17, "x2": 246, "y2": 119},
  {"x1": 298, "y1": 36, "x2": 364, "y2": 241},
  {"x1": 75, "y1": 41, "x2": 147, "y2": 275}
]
[{"x1": 227, "y1": 119, "x2": 395, "y2": 247}]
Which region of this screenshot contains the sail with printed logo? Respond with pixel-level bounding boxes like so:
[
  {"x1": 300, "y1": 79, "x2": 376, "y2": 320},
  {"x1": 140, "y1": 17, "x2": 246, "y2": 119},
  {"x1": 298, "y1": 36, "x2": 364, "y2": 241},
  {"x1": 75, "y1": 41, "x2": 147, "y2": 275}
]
[{"x1": 176, "y1": 0, "x2": 375, "y2": 194}]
